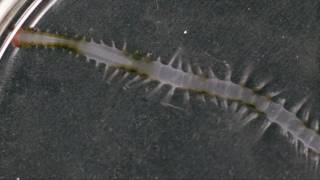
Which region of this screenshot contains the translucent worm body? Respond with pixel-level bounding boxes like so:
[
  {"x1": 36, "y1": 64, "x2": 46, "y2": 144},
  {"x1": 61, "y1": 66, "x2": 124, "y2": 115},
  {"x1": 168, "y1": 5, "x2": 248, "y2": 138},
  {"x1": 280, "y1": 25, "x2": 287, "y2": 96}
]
[{"x1": 12, "y1": 28, "x2": 320, "y2": 165}]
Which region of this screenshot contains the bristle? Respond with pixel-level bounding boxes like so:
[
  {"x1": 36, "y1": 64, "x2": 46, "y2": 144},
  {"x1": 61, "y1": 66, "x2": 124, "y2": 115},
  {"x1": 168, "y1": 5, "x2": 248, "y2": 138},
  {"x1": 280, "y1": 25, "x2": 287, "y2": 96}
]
[
  {"x1": 125, "y1": 77, "x2": 151, "y2": 90},
  {"x1": 133, "y1": 78, "x2": 152, "y2": 89},
  {"x1": 304, "y1": 147, "x2": 309, "y2": 158},
  {"x1": 238, "y1": 106, "x2": 249, "y2": 117},
  {"x1": 186, "y1": 63, "x2": 192, "y2": 73},
  {"x1": 123, "y1": 75, "x2": 141, "y2": 89},
  {"x1": 242, "y1": 112, "x2": 259, "y2": 126},
  {"x1": 195, "y1": 65, "x2": 203, "y2": 76},
  {"x1": 102, "y1": 65, "x2": 109, "y2": 80},
  {"x1": 261, "y1": 121, "x2": 272, "y2": 133},
  {"x1": 266, "y1": 89, "x2": 284, "y2": 98},
  {"x1": 168, "y1": 48, "x2": 182, "y2": 66},
  {"x1": 107, "y1": 69, "x2": 120, "y2": 83},
  {"x1": 312, "y1": 155, "x2": 320, "y2": 169},
  {"x1": 224, "y1": 62, "x2": 232, "y2": 81},
  {"x1": 196, "y1": 94, "x2": 206, "y2": 103},
  {"x1": 239, "y1": 63, "x2": 253, "y2": 86},
  {"x1": 302, "y1": 106, "x2": 311, "y2": 123},
  {"x1": 310, "y1": 119, "x2": 319, "y2": 131},
  {"x1": 207, "y1": 67, "x2": 217, "y2": 79},
  {"x1": 277, "y1": 98, "x2": 286, "y2": 106},
  {"x1": 183, "y1": 91, "x2": 191, "y2": 106},
  {"x1": 280, "y1": 129, "x2": 289, "y2": 137},
  {"x1": 289, "y1": 134, "x2": 298, "y2": 150},
  {"x1": 122, "y1": 41, "x2": 127, "y2": 51},
  {"x1": 85, "y1": 56, "x2": 90, "y2": 62},
  {"x1": 253, "y1": 77, "x2": 272, "y2": 91},
  {"x1": 161, "y1": 87, "x2": 176, "y2": 107},
  {"x1": 146, "y1": 83, "x2": 163, "y2": 99},
  {"x1": 256, "y1": 120, "x2": 272, "y2": 139},
  {"x1": 176, "y1": 59, "x2": 182, "y2": 70},
  {"x1": 315, "y1": 120, "x2": 319, "y2": 132},
  {"x1": 230, "y1": 101, "x2": 239, "y2": 113},
  {"x1": 111, "y1": 40, "x2": 116, "y2": 49},
  {"x1": 221, "y1": 99, "x2": 228, "y2": 109},
  {"x1": 100, "y1": 40, "x2": 107, "y2": 47},
  {"x1": 209, "y1": 96, "x2": 219, "y2": 106},
  {"x1": 119, "y1": 72, "x2": 130, "y2": 82},
  {"x1": 290, "y1": 95, "x2": 310, "y2": 114}
]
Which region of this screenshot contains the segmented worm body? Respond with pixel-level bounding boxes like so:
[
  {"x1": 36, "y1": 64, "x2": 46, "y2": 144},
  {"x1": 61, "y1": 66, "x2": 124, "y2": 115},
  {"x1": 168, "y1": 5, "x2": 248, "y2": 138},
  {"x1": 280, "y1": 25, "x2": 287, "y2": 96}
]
[{"x1": 12, "y1": 28, "x2": 320, "y2": 165}]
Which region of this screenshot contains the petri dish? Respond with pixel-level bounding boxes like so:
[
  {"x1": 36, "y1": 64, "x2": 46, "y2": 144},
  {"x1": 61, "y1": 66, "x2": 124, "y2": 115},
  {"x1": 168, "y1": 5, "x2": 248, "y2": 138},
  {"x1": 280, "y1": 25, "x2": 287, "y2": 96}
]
[{"x1": 0, "y1": 0, "x2": 320, "y2": 179}]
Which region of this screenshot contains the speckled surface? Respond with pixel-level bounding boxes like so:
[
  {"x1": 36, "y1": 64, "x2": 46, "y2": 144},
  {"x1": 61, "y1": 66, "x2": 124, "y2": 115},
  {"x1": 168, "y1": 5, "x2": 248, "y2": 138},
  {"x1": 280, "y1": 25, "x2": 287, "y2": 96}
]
[{"x1": 1, "y1": 0, "x2": 320, "y2": 179}]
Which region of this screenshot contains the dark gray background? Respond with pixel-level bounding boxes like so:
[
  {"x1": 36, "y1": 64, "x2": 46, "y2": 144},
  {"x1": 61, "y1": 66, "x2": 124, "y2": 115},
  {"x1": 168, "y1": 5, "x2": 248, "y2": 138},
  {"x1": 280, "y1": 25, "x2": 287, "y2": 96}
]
[{"x1": 1, "y1": 0, "x2": 320, "y2": 179}]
